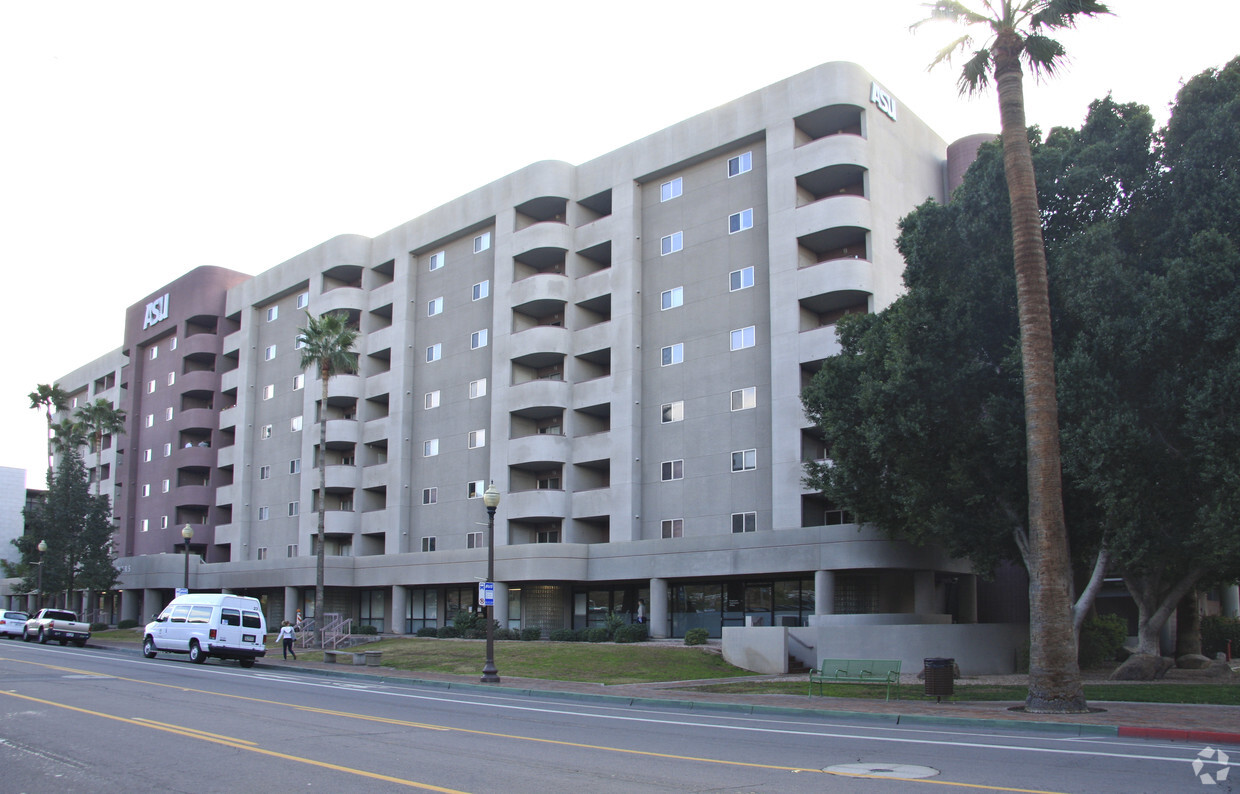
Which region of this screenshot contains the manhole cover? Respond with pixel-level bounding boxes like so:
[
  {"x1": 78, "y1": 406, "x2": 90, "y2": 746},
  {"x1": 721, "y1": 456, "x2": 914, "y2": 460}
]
[{"x1": 825, "y1": 763, "x2": 940, "y2": 779}]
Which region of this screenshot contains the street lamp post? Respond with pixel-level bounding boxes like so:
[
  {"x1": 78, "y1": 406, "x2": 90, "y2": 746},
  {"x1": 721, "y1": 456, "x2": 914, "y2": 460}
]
[
  {"x1": 181, "y1": 525, "x2": 194, "y2": 591},
  {"x1": 36, "y1": 540, "x2": 47, "y2": 611},
  {"x1": 481, "y1": 482, "x2": 501, "y2": 683}
]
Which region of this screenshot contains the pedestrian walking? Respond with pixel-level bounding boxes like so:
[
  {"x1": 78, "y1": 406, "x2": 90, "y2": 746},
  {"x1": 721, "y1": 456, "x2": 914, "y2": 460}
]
[{"x1": 278, "y1": 620, "x2": 297, "y2": 660}]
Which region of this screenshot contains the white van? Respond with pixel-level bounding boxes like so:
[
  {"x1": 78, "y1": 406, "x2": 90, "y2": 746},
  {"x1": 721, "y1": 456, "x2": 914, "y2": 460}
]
[{"x1": 143, "y1": 594, "x2": 267, "y2": 667}]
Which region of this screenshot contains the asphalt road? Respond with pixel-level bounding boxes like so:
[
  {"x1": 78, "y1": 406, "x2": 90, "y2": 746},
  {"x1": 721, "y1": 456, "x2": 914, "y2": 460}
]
[{"x1": 0, "y1": 640, "x2": 1229, "y2": 793}]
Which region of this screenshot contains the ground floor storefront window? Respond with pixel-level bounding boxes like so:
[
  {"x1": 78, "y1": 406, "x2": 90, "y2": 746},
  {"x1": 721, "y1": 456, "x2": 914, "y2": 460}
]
[
  {"x1": 405, "y1": 588, "x2": 438, "y2": 633},
  {"x1": 358, "y1": 588, "x2": 384, "y2": 632},
  {"x1": 671, "y1": 578, "x2": 814, "y2": 638}
]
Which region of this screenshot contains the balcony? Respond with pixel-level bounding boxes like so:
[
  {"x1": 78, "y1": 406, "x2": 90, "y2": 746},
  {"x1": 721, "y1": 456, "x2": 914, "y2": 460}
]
[
  {"x1": 218, "y1": 405, "x2": 238, "y2": 431},
  {"x1": 323, "y1": 464, "x2": 360, "y2": 490},
  {"x1": 509, "y1": 271, "x2": 572, "y2": 306},
  {"x1": 326, "y1": 373, "x2": 363, "y2": 402},
  {"x1": 324, "y1": 418, "x2": 361, "y2": 446},
  {"x1": 504, "y1": 488, "x2": 570, "y2": 521},
  {"x1": 507, "y1": 433, "x2": 570, "y2": 466},
  {"x1": 362, "y1": 415, "x2": 389, "y2": 445},
  {"x1": 323, "y1": 509, "x2": 360, "y2": 535},
  {"x1": 317, "y1": 285, "x2": 366, "y2": 316},
  {"x1": 571, "y1": 487, "x2": 613, "y2": 518},
  {"x1": 798, "y1": 258, "x2": 875, "y2": 302},
  {"x1": 795, "y1": 196, "x2": 872, "y2": 242},
  {"x1": 509, "y1": 325, "x2": 570, "y2": 362},
  {"x1": 511, "y1": 222, "x2": 573, "y2": 256},
  {"x1": 508, "y1": 378, "x2": 571, "y2": 412}
]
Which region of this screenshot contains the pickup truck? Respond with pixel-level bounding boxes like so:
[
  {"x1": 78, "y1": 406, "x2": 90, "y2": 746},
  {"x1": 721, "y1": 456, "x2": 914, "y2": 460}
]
[{"x1": 24, "y1": 608, "x2": 91, "y2": 647}]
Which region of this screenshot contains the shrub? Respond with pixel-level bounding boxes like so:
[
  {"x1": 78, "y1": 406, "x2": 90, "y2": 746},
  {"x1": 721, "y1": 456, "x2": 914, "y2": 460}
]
[
  {"x1": 603, "y1": 609, "x2": 626, "y2": 640},
  {"x1": 521, "y1": 627, "x2": 542, "y2": 641},
  {"x1": 90, "y1": 622, "x2": 109, "y2": 632},
  {"x1": 416, "y1": 626, "x2": 439, "y2": 638},
  {"x1": 355, "y1": 624, "x2": 379, "y2": 636},
  {"x1": 463, "y1": 628, "x2": 487, "y2": 640},
  {"x1": 1202, "y1": 616, "x2": 1240, "y2": 658},
  {"x1": 453, "y1": 611, "x2": 483, "y2": 632},
  {"x1": 549, "y1": 628, "x2": 577, "y2": 642},
  {"x1": 1078, "y1": 613, "x2": 1128, "y2": 667},
  {"x1": 585, "y1": 627, "x2": 609, "y2": 643},
  {"x1": 117, "y1": 618, "x2": 139, "y2": 630},
  {"x1": 437, "y1": 625, "x2": 460, "y2": 639},
  {"x1": 614, "y1": 624, "x2": 649, "y2": 643},
  {"x1": 684, "y1": 628, "x2": 709, "y2": 646}
]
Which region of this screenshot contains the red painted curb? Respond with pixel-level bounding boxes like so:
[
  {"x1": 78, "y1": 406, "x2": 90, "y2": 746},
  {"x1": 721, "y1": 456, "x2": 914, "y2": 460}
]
[{"x1": 1119, "y1": 726, "x2": 1240, "y2": 745}]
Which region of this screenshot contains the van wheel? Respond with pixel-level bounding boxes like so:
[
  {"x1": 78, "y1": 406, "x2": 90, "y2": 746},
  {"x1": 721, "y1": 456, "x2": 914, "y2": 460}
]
[
  {"x1": 188, "y1": 640, "x2": 207, "y2": 664},
  {"x1": 38, "y1": 629, "x2": 49, "y2": 644},
  {"x1": 142, "y1": 637, "x2": 157, "y2": 659},
  {"x1": 239, "y1": 658, "x2": 255, "y2": 668}
]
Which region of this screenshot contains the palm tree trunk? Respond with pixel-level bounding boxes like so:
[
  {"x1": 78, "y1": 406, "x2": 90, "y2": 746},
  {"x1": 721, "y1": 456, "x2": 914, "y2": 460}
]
[
  {"x1": 315, "y1": 362, "x2": 328, "y2": 648},
  {"x1": 993, "y1": 31, "x2": 1086, "y2": 714}
]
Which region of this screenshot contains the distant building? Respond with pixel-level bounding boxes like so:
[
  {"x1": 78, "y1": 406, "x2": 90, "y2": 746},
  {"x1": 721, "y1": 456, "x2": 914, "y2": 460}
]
[{"x1": 0, "y1": 467, "x2": 26, "y2": 567}]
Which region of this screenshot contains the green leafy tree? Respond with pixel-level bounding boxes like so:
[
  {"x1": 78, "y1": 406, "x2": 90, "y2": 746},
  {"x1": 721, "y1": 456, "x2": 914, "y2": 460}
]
[
  {"x1": 28, "y1": 382, "x2": 68, "y2": 474},
  {"x1": 912, "y1": 0, "x2": 1111, "y2": 714},
  {"x1": 296, "y1": 310, "x2": 359, "y2": 647},
  {"x1": 74, "y1": 398, "x2": 126, "y2": 497}
]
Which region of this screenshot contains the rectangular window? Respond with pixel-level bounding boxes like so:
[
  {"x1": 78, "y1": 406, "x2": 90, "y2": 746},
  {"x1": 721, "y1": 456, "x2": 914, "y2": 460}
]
[
  {"x1": 160, "y1": 515, "x2": 169, "y2": 529},
  {"x1": 422, "y1": 537, "x2": 437, "y2": 552},
  {"x1": 536, "y1": 530, "x2": 560, "y2": 544},
  {"x1": 296, "y1": 292, "x2": 309, "y2": 309},
  {"x1": 467, "y1": 531, "x2": 484, "y2": 548},
  {"x1": 730, "y1": 325, "x2": 756, "y2": 350},
  {"x1": 472, "y1": 280, "x2": 490, "y2": 301},
  {"x1": 471, "y1": 329, "x2": 488, "y2": 349},
  {"x1": 729, "y1": 266, "x2": 755, "y2": 291},
  {"x1": 660, "y1": 343, "x2": 684, "y2": 366},
  {"x1": 149, "y1": 346, "x2": 158, "y2": 360},
  {"x1": 728, "y1": 208, "x2": 754, "y2": 234},
  {"x1": 293, "y1": 374, "x2": 304, "y2": 391},
  {"x1": 473, "y1": 232, "x2": 491, "y2": 253},
  {"x1": 287, "y1": 544, "x2": 298, "y2": 557},
  {"x1": 145, "y1": 414, "x2": 154, "y2": 428},
  {"x1": 426, "y1": 343, "x2": 441, "y2": 362},
  {"x1": 728, "y1": 151, "x2": 753, "y2": 177},
  {"x1": 731, "y1": 386, "x2": 757, "y2": 411},
  {"x1": 428, "y1": 251, "x2": 445, "y2": 271},
  {"x1": 469, "y1": 378, "x2": 487, "y2": 399},
  {"x1": 661, "y1": 459, "x2": 684, "y2": 481},
  {"x1": 468, "y1": 429, "x2": 486, "y2": 449},
  {"x1": 427, "y1": 297, "x2": 443, "y2": 316},
  {"x1": 261, "y1": 424, "x2": 272, "y2": 439},
  {"x1": 423, "y1": 439, "x2": 439, "y2": 457},
  {"x1": 660, "y1": 177, "x2": 683, "y2": 202},
  {"x1": 262, "y1": 384, "x2": 274, "y2": 400},
  {"x1": 141, "y1": 519, "x2": 149, "y2": 532},
  {"x1": 289, "y1": 458, "x2": 301, "y2": 474},
  {"x1": 660, "y1": 231, "x2": 683, "y2": 256},
  {"x1": 422, "y1": 487, "x2": 437, "y2": 505},
  {"x1": 661, "y1": 401, "x2": 684, "y2": 423},
  {"x1": 257, "y1": 547, "x2": 268, "y2": 560},
  {"x1": 259, "y1": 465, "x2": 271, "y2": 480},
  {"x1": 267, "y1": 306, "x2": 278, "y2": 322},
  {"x1": 661, "y1": 519, "x2": 683, "y2": 538},
  {"x1": 731, "y1": 511, "x2": 757, "y2": 533},
  {"x1": 660, "y1": 286, "x2": 683, "y2": 310},
  {"x1": 162, "y1": 479, "x2": 170, "y2": 493},
  {"x1": 258, "y1": 507, "x2": 270, "y2": 521},
  {"x1": 467, "y1": 480, "x2": 485, "y2": 499},
  {"x1": 424, "y1": 390, "x2": 440, "y2": 409},
  {"x1": 143, "y1": 448, "x2": 152, "y2": 462},
  {"x1": 141, "y1": 484, "x2": 150, "y2": 497},
  {"x1": 163, "y1": 443, "x2": 172, "y2": 457},
  {"x1": 167, "y1": 371, "x2": 175, "y2": 386},
  {"x1": 537, "y1": 473, "x2": 561, "y2": 489},
  {"x1": 147, "y1": 379, "x2": 156, "y2": 394},
  {"x1": 288, "y1": 501, "x2": 299, "y2": 517},
  {"x1": 170, "y1": 336, "x2": 178, "y2": 350},
  {"x1": 731, "y1": 449, "x2": 758, "y2": 472},
  {"x1": 165, "y1": 406, "x2": 174, "y2": 421},
  {"x1": 264, "y1": 345, "x2": 277, "y2": 361},
  {"x1": 290, "y1": 416, "x2": 302, "y2": 432}
]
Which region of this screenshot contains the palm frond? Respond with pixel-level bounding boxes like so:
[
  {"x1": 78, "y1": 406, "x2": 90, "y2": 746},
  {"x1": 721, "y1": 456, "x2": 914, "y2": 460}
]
[
  {"x1": 926, "y1": 33, "x2": 978, "y2": 70},
  {"x1": 910, "y1": 0, "x2": 991, "y2": 32},
  {"x1": 958, "y1": 48, "x2": 993, "y2": 95},
  {"x1": 1022, "y1": 33, "x2": 1068, "y2": 78},
  {"x1": 1031, "y1": 0, "x2": 1110, "y2": 30}
]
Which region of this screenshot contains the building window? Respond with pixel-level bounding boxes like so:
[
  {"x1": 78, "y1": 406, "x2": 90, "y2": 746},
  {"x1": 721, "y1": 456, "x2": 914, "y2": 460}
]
[
  {"x1": 473, "y1": 232, "x2": 491, "y2": 253},
  {"x1": 141, "y1": 519, "x2": 149, "y2": 532},
  {"x1": 730, "y1": 325, "x2": 756, "y2": 350},
  {"x1": 149, "y1": 346, "x2": 158, "y2": 360},
  {"x1": 147, "y1": 379, "x2": 156, "y2": 394},
  {"x1": 141, "y1": 484, "x2": 150, "y2": 497},
  {"x1": 731, "y1": 511, "x2": 757, "y2": 533},
  {"x1": 288, "y1": 501, "x2": 299, "y2": 517},
  {"x1": 661, "y1": 460, "x2": 684, "y2": 481},
  {"x1": 730, "y1": 266, "x2": 755, "y2": 291},
  {"x1": 290, "y1": 416, "x2": 302, "y2": 432},
  {"x1": 163, "y1": 443, "x2": 172, "y2": 457},
  {"x1": 167, "y1": 371, "x2": 175, "y2": 386},
  {"x1": 661, "y1": 401, "x2": 684, "y2": 423},
  {"x1": 660, "y1": 177, "x2": 683, "y2": 202},
  {"x1": 660, "y1": 286, "x2": 683, "y2": 310},
  {"x1": 145, "y1": 414, "x2": 154, "y2": 428},
  {"x1": 728, "y1": 208, "x2": 754, "y2": 234},
  {"x1": 428, "y1": 297, "x2": 443, "y2": 316},
  {"x1": 258, "y1": 507, "x2": 270, "y2": 521},
  {"x1": 731, "y1": 449, "x2": 757, "y2": 472},
  {"x1": 422, "y1": 537, "x2": 436, "y2": 552},
  {"x1": 267, "y1": 306, "x2": 278, "y2": 322},
  {"x1": 143, "y1": 448, "x2": 152, "y2": 462},
  {"x1": 424, "y1": 390, "x2": 440, "y2": 409},
  {"x1": 536, "y1": 530, "x2": 560, "y2": 544},
  {"x1": 169, "y1": 336, "x2": 178, "y2": 350},
  {"x1": 423, "y1": 439, "x2": 439, "y2": 457},
  {"x1": 262, "y1": 384, "x2": 274, "y2": 400},
  {"x1": 467, "y1": 531, "x2": 484, "y2": 548},
  {"x1": 257, "y1": 547, "x2": 268, "y2": 561},
  {"x1": 160, "y1": 516, "x2": 169, "y2": 529},
  {"x1": 728, "y1": 151, "x2": 752, "y2": 177},
  {"x1": 296, "y1": 292, "x2": 309, "y2": 309},
  {"x1": 661, "y1": 519, "x2": 683, "y2": 538},
  {"x1": 293, "y1": 374, "x2": 304, "y2": 390},
  {"x1": 660, "y1": 231, "x2": 683, "y2": 256},
  {"x1": 537, "y1": 417, "x2": 562, "y2": 435},
  {"x1": 287, "y1": 544, "x2": 298, "y2": 557},
  {"x1": 426, "y1": 343, "x2": 441, "y2": 363},
  {"x1": 422, "y1": 487, "x2": 437, "y2": 505},
  {"x1": 536, "y1": 472, "x2": 561, "y2": 489},
  {"x1": 469, "y1": 378, "x2": 487, "y2": 399},
  {"x1": 660, "y1": 343, "x2": 683, "y2": 366},
  {"x1": 165, "y1": 406, "x2": 174, "y2": 421},
  {"x1": 259, "y1": 465, "x2": 271, "y2": 480},
  {"x1": 467, "y1": 480, "x2": 485, "y2": 499},
  {"x1": 429, "y1": 251, "x2": 445, "y2": 271},
  {"x1": 731, "y1": 386, "x2": 757, "y2": 411},
  {"x1": 265, "y1": 345, "x2": 277, "y2": 361},
  {"x1": 161, "y1": 479, "x2": 169, "y2": 493},
  {"x1": 472, "y1": 280, "x2": 489, "y2": 301},
  {"x1": 468, "y1": 429, "x2": 486, "y2": 449},
  {"x1": 261, "y1": 424, "x2": 272, "y2": 439},
  {"x1": 290, "y1": 458, "x2": 301, "y2": 474},
  {"x1": 471, "y1": 329, "x2": 488, "y2": 349}
]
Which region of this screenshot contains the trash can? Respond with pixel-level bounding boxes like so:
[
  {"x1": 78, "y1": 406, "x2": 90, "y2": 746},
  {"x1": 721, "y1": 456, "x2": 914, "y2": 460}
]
[{"x1": 924, "y1": 657, "x2": 954, "y2": 700}]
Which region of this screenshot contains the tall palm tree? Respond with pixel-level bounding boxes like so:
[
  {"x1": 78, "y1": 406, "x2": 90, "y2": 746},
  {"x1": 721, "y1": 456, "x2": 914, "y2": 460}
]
[
  {"x1": 50, "y1": 418, "x2": 88, "y2": 457},
  {"x1": 914, "y1": 0, "x2": 1109, "y2": 714},
  {"x1": 296, "y1": 311, "x2": 359, "y2": 647},
  {"x1": 74, "y1": 398, "x2": 127, "y2": 497},
  {"x1": 29, "y1": 383, "x2": 69, "y2": 475}
]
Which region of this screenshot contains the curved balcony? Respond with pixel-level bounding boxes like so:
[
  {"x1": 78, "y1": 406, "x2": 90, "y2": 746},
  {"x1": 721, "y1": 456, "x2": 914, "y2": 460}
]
[
  {"x1": 317, "y1": 286, "x2": 366, "y2": 316},
  {"x1": 323, "y1": 464, "x2": 360, "y2": 490},
  {"x1": 326, "y1": 373, "x2": 363, "y2": 402},
  {"x1": 323, "y1": 509, "x2": 360, "y2": 535},
  {"x1": 175, "y1": 407, "x2": 217, "y2": 434},
  {"x1": 571, "y1": 487, "x2": 613, "y2": 518},
  {"x1": 178, "y1": 368, "x2": 218, "y2": 394},
  {"x1": 324, "y1": 418, "x2": 360, "y2": 446},
  {"x1": 507, "y1": 433, "x2": 571, "y2": 467},
  {"x1": 798, "y1": 324, "x2": 844, "y2": 362},
  {"x1": 174, "y1": 484, "x2": 213, "y2": 510},
  {"x1": 364, "y1": 370, "x2": 392, "y2": 401},
  {"x1": 179, "y1": 331, "x2": 222, "y2": 358},
  {"x1": 504, "y1": 488, "x2": 570, "y2": 521},
  {"x1": 797, "y1": 258, "x2": 876, "y2": 301},
  {"x1": 792, "y1": 132, "x2": 870, "y2": 176},
  {"x1": 508, "y1": 378, "x2": 571, "y2": 412},
  {"x1": 511, "y1": 219, "x2": 574, "y2": 254},
  {"x1": 509, "y1": 271, "x2": 572, "y2": 306},
  {"x1": 509, "y1": 325, "x2": 571, "y2": 361},
  {"x1": 174, "y1": 445, "x2": 215, "y2": 469},
  {"x1": 794, "y1": 195, "x2": 872, "y2": 239}
]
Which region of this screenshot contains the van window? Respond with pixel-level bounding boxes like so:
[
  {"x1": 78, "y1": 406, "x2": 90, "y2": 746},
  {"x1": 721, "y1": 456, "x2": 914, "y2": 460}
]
[
  {"x1": 242, "y1": 611, "x2": 262, "y2": 629},
  {"x1": 221, "y1": 608, "x2": 241, "y2": 627},
  {"x1": 187, "y1": 606, "x2": 212, "y2": 624},
  {"x1": 157, "y1": 608, "x2": 173, "y2": 621},
  {"x1": 170, "y1": 605, "x2": 191, "y2": 623}
]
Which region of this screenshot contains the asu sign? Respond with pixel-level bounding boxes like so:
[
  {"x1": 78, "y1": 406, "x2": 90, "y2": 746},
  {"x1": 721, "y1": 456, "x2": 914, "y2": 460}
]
[
  {"x1": 143, "y1": 293, "x2": 170, "y2": 329},
  {"x1": 871, "y1": 82, "x2": 897, "y2": 121}
]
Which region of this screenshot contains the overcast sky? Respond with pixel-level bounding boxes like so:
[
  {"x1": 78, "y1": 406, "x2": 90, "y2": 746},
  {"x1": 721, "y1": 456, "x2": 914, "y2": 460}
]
[{"x1": 3, "y1": 1, "x2": 1237, "y2": 488}]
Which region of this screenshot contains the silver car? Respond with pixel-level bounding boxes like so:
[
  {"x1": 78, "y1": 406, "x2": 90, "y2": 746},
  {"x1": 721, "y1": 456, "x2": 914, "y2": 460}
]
[{"x1": 0, "y1": 611, "x2": 29, "y2": 639}]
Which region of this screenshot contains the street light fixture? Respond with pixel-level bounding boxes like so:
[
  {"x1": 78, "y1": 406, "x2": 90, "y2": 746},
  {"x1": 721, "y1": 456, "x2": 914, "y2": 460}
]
[
  {"x1": 36, "y1": 540, "x2": 47, "y2": 610},
  {"x1": 481, "y1": 482, "x2": 501, "y2": 683},
  {"x1": 181, "y1": 525, "x2": 194, "y2": 591}
]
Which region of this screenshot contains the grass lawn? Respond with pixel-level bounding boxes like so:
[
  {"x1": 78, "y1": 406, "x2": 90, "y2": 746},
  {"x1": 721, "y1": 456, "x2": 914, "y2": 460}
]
[{"x1": 691, "y1": 680, "x2": 1240, "y2": 705}]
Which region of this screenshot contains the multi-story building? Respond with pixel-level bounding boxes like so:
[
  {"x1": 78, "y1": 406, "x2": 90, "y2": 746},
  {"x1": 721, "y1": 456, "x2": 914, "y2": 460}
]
[{"x1": 8, "y1": 62, "x2": 1053, "y2": 667}]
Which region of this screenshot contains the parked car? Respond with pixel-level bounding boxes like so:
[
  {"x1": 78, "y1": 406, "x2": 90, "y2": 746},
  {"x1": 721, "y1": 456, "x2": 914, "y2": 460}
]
[
  {"x1": 0, "y1": 610, "x2": 29, "y2": 639},
  {"x1": 23, "y1": 608, "x2": 91, "y2": 646},
  {"x1": 143, "y1": 593, "x2": 267, "y2": 667}
]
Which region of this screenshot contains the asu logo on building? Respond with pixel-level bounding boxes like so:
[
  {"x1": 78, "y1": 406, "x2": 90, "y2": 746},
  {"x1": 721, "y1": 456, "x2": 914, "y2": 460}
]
[
  {"x1": 143, "y1": 293, "x2": 170, "y2": 329},
  {"x1": 871, "y1": 82, "x2": 897, "y2": 121}
]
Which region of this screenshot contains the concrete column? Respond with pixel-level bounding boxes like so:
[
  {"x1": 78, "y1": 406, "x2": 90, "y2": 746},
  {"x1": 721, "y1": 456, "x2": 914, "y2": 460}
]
[
  {"x1": 814, "y1": 570, "x2": 835, "y2": 615},
  {"x1": 25, "y1": 594, "x2": 37, "y2": 613},
  {"x1": 390, "y1": 585, "x2": 407, "y2": 635},
  {"x1": 958, "y1": 575, "x2": 978, "y2": 623},
  {"x1": 284, "y1": 586, "x2": 299, "y2": 624},
  {"x1": 649, "y1": 578, "x2": 668, "y2": 639},
  {"x1": 121, "y1": 590, "x2": 139, "y2": 623},
  {"x1": 914, "y1": 571, "x2": 936, "y2": 615},
  {"x1": 1223, "y1": 583, "x2": 1240, "y2": 619},
  {"x1": 492, "y1": 582, "x2": 509, "y2": 629},
  {"x1": 143, "y1": 589, "x2": 162, "y2": 622}
]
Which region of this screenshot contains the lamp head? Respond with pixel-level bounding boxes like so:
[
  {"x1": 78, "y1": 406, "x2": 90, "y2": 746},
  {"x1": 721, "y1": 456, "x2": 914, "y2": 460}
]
[
  {"x1": 182, "y1": 525, "x2": 194, "y2": 541},
  {"x1": 37, "y1": 540, "x2": 47, "y2": 553},
  {"x1": 483, "y1": 481, "x2": 501, "y2": 509}
]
